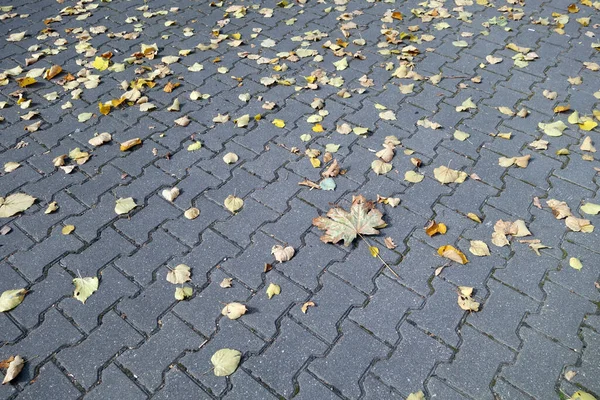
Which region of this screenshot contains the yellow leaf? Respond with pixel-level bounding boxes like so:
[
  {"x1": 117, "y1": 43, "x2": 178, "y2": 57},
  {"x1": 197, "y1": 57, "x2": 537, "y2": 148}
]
[
  {"x1": 62, "y1": 225, "x2": 75, "y2": 235},
  {"x1": 579, "y1": 120, "x2": 598, "y2": 131},
  {"x1": 437, "y1": 245, "x2": 469, "y2": 264},
  {"x1": 98, "y1": 102, "x2": 111, "y2": 116},
  {"x1": 17, "y1": 77, "x2": 36, "y2": 88},
  {"x1": 404, "y1": 171, "x2": 424, "y2": 183},
  {"x1": 120, "y1": 138, "x2": 142, "y2": 151},
  {"x1": 310, "y1": 157, "x2": 321, "y2": 168},
  {"x1": 425, "y1": 221, "x2": 447, "y2": 237},
  {"x1": 224, "y1": 195, "x2": 243, "y2": 213},
  {"x1": 469, "y1": 240, "x2": 490, "y2": 256},
  {"x1": 266, "y1": 283, "x2": 281, "y2": 299},
  {"x1": 272, "y1": 119, "x2": 285, "y2": 128},
  {"x1": 569, "y1": 257, "x2": 583, "y2": 270},
  {"x1": 92, "y1": 56, "x2": 109, "y2": 71},
  {"x1": 312, "y1": 123, "x2": 324, "y2": 132},
  {"x1": 369, "y1": 246, "x2": 379, "y2": 258},
  {"x1": 467, "y1": 213, "x2": 482, "y2": 223}
]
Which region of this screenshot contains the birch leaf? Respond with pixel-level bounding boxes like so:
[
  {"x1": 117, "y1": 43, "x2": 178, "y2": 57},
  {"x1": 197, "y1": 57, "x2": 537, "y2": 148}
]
[{"x1": 73, "y1": 277, "x2": 98, "y2": 304}]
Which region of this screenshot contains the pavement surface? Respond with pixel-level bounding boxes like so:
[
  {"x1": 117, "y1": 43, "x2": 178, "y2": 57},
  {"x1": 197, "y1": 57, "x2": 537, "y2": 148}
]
[{"x1": 1, "y1": 0, "x2": 600, "y2": 398}]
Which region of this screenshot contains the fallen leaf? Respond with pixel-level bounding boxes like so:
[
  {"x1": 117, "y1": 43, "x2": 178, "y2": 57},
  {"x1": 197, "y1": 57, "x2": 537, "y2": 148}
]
[
  {"x1": 569, "y1": 257, "x2": 583, "y2": 270},
  {"x1": 166, "y1": 264, "x2": 191, "y2": 284},
  {"x1": 3, "y1": 162, "x2": 20, "y2": 173},
  {"x1": 272, "y1": 119, "x2": 285, "y2": 128},
  {"x1": 458, "y1": 291, "x2": 480, "y2": 312},
  {"x1": 62, "y1": 225, "x2": 75, "y2": 235},
  {"x1": 266, "y1": 283, "x2": 281, "y2": 299},
  {"x1": 570, "y1": 391, "x2": 597, "y2": 400},
  {"x1": 272, "y1": 245, "x2": 295, "y2": 262},
  {"x1": 469, "y1": 240, "x2": 490, "y2": 256},
  {"x1": 407, "y1": 391, "x2": 425, "y2": 400},
  {"x1": 539, "y1": 121, "x2": 568, "y2": 136},
  {"x1": 162, "y1": 187, "x2": 180, "y2": 202},
  {"x1": 78, "y1": 112, "x2": 93, "y2": 123},
  {"x1": 369, "y1": 245, "x2": 380, "y2": 258},
  {"x1": 184, "y1": 207, "x2": 200, "y2": 220},
  {"x1": 312, "y1": 195, "x2": 386, "y2": 246},
  {"x1": 547, "y1": 199, "x2": 572, "y2": 219},
  {"x1": 371, "y1": 160, "x2": 392, "y2": 175},
  {"x1": 175, "y1": 287, "x2": 193, "y2": 300},
  {"x1": 486, "y1": 55, "x2": 503, "y2": 64},
  {"x1": 174, "y1": 115, "x2": 191, "y2": 127},
  {"x1": 581, "y1": 202, "x2": 600, "y2": 215},
  {"x1": 1, "y1": 355, "x2": 24, "y2": 385},
  {"x1": 120, "y1": 138, "x2": 142, "y2": 151},
  {"x1": 1, "y1": 194, "x2": 37, "y2": 218},
  {"x1": 223, "y1": 153, "x2": 239, "y2": 164},
  {"x1": 0, "y1": 289, "x2": 27, "y2": 312},
  {"x1": 580, "y1": 136, "x2": 596, "y2": 152},
  {"x1": 224, "y1": 195, "x2": 243, "y2": 213},
  {"x1": 211, "y1": 349, "x2": 241, "y2": 377},
  {"x1": 384, "y1": 237, "x2": 396, "y2": 249},
  {"x1": 187, "y1": 141, "x2": 202, "y2": 151},
  {"x1": 379, "y1": 110, "x2": 396, "y2": 120},
  {"x1": 88, "y1": 132, "x2": 112, "y2": 147},
  {"x1": 425, "y1": 221, "x2": 447, "y2": 237},
  {"x1": 220, "y1": 278, "x2": 232, "y2": 288},
  {"x1": 221, "y1": 302, "x2": 247, "y2": 320},
  {"x1": 456, "y1": 97, "x2": 477, "y2": 112},
  {"x1": 92, "y1": 56, "x2": 109, "y2": 71},
  {"x1": 45, "y1": 202, "x2": 58, "y2": 214},
  {"x1": 492, "y1": 219, "x2": 531, "y2": 246},
  {"x1": 115, "y1": 197, "x2": 136, "y2": 215},
  {"x1": 467, "y1": 213, "x2": 482, "y2": 223},
  {"x1": 565, "y1": 216, "x2": 594, "y2": 232},
  {"x1": 301, "y1": 301, "x2": 315, "y2": 313},
  {"x1": 320, "y1": 178, "x2": 336, "y2": 191},
  {"x1": 434, "y1": 166, "x2": 468, "y2": 184},
  {"x1": 454, "y1": 130, "x2": 470, "y2": 141},
  {"x1": 73, "y1": 277, "x2": 98, "y2": 304},
  {"x1": 437, "y1": 245, "x2": 469, "y2": 264},
  {"x1": 235, "y1": 114, "x2": 250, "y2": 128},
  {"x1": 405, "y1": 171, "x2": 424, "y2": 183}
]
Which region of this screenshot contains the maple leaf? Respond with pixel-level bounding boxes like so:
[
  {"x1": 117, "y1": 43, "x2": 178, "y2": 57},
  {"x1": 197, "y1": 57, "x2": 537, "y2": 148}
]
[{"x1": 312, "y1": 195, "x2": 386, "y2": 246}]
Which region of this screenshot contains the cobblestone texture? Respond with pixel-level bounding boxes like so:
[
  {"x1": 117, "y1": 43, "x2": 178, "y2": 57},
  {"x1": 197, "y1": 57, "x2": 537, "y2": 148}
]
[{"x1": 1, "y1": 0, "x2": 599, "y2": 398}]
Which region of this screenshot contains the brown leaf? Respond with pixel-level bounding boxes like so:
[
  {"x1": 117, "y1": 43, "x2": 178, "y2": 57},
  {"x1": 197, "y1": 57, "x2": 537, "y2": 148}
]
[
  {"x1": 384, "y1": 237, "x2": 396, "y2": 249},
  {"x1": 322, "y1": 159, "x2": 340, "y2": 177},
  {"x1": 120, "y1": 138, "x2": 142, "y2": 151},
  {"x1": 1, "y1": 355, "x2": 24, "y2": 384}
]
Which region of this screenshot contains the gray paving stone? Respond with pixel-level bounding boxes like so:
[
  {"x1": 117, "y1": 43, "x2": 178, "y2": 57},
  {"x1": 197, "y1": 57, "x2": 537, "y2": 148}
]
[
  {"x1": 289, "y1": 272, "x2": 366, "y2": 344},
  {"x1": 468, "y1": 278, "x2": 539, "y2": 350},
  {"x1": 246, "y1": 317, "x2": 327, "y2": 397},
  {"x1": 500, "y1": 326, "x2": 577, "y2": 399},
  {"x1": 525, "y1": 280, "x2": 595, "y2": 351},
  {"x1": 213, "y1": 198, "x2": 278, "y2": 248},
  {"x1": 570, "y1": 328, "x2": 600, "y2": 395},
  {"x1": 84, "y1": 363, "x2": 147, "y2": 400},
  {"x1": 309, "y1": 320, "x2": 389, "y2": 400},
  {"x1": 16, "y1": 362, "x2": 81, "y2": 400},
  {"x1": 372, "y1": 322, "x2": 453, "y2": 395},
  {"x1": 57, "y1": 311, "x2": 144, "y2": 389},
  {"x1": 349, "y1": 275, "x2": 422, "y2": 345},
  {"x1": 436, "y1": 324, "x2": 514, "y2": 399},
  {"x1": 118, "y1": 313, "x2": 203, "y2": 391},
  {"x1": 225, "y1": 369, "x2": 278, "y2": 400},
  {"x1": 152, "y1": 367, "x2": 209, "y2": 400},
  {"x1": 294, "y1": 371, "x2": 343, "y2": 400}
]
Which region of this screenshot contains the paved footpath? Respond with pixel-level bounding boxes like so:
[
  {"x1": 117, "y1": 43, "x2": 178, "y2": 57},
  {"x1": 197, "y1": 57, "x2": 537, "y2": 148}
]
[{"x1": 1, "y1": 0, "x2": 599, "y2": 398}]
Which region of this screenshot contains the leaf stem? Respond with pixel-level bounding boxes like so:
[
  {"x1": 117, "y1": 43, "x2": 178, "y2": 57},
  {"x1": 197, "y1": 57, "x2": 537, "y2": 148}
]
[{"x1": 357, "y1": 234, "x2": 399, "y2": 278}]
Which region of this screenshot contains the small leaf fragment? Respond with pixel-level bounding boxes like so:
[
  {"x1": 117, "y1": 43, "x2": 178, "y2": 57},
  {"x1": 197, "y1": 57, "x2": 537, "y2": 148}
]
[
  {"x1": 569, "y1": 257, "x2": 583, "y2": 270},
  {"x1": 404, "y1": 171, "x2": 424, "y2": 183},
  {"x1": 45, "y1": 201, "x2": 58, "y2": 214},
  {"x1": 369, "y1": 245, "x2": 379, "y2": 258},
  {"x1": 220, "y1": 278, "x2": 232, "y2": 288},
  {"x1": 184, "y1": 207, "x2": 200, "y2": 220},
  {"x1": 301, "y1": 301, "x2": 315, "y2": 314},
  {"x1": 174, "y1": 286, "x2": 193, "y2": 300},
  {"x1": 266, "y1": 283, "x2": 281, "y2": 299}
]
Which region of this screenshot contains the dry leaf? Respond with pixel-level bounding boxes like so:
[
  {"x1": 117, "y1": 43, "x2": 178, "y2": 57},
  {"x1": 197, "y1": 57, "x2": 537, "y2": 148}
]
[
  {"x1": 162, "y1": 187, "x2": 180, "y2": 202},
  {"x1": 437, "y1": 245, "x2": 468, "y2": 264},
  {"x1": 301, "y1": 301, "x2": 315, "y2": 313},
  {"x1": 220, "y1": 278, "x2": 232, "y2": 288},
  {"x1": 384, "y1": 237, "x2": 396, "y2": 249},
  {"x1": 565, "y1": 216, "x2": 594, "y2": 232},
  {"x1": 184, "y1": 207, "x2": 200, "y2": 220},
  {"x1": 1, "y1": 355, "x2": 24, "y2": 384},
  {"x1": 88, "y1": 132, "x2": 112, "y2": 147},
  {"x1": 469, "y1": 240, "x2": 490, "y2": 256},
  {"x1": 221, "y1": 302, "x2": 247, "y2": 320},
  {"x1": 271, "y1": 245, "x2": 295, "y2": 262},
  {"x1": 546, "y1": 199, "x2": 572, "y2": 219},
  {"x1": 266, "y1": 283, "x2": 281, "y2": 299},
  {"x1": 425, "y1": 221, "x2": 447, "y2": 237},
  {"x1": 72, "y1": 277, "x2": 98, "y2": 304},
  {"x1": 115, "y1": 197, "x2": 136, "y2": 215},
  {"x1": 434, "y1": 166, "x2": 468, "y2": 184},
  {"x1": 224, "y1": 195, "x2": 243, "y2": 213},
  {"x1": 0, "y1": 289, "x2": 27, "y2": 312},
  {"x1": 211, "y1": 349, "x2": 241, "y2": 377},
  {"x1": 569, "y1": 257, "x2": 583, "y2": 270},
  {"x1": 166, "y1": 264, "x2": 191, "y2": 284},
  {"x1": 120, "y1": 138, "x2": 142, "y2": 151},
  {"x1": 312, "y1": 195, "x2": 386, "y2": 246}
]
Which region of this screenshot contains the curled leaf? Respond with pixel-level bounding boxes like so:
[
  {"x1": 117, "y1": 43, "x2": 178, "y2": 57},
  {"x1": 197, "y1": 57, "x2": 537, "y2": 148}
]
[
  {"x1": 224, "y1": 195, "x2": 243, "y2": 213},
  {"x1": 184, "y1": 207, "x2": 200, "y2": 220},
  {"x1": 0, "y1": 289, "x2": 27, "y2": 312},
  {"x1": 120, "y1": 138, "x2": 142, "y2": 151},
  {"x1": 437, "y1": 245, "x2": 468, "y2": 264},
  {"x1": 166, "y1": 264, "x2": 191, "y2": 284},
  {"x1": 221, "y1": 302, "x2": 247, "y2": 320},
  {"x1": 266, "y1": 283, "x2": 281, "y2": 299},
  {"x1": 1, "y1": 355, "x2": 25, "y2": 384},
  {"x1": 271, "y1": 245, "x2": 295, "y2": 262}
]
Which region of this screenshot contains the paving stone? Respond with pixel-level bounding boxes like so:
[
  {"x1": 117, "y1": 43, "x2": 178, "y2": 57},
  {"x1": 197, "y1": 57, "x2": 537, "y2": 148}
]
[
  {"x1": 309, "y1": 320, "x2": 389, "y2": 399},
  {"x1": 153, "y1": 368, "x2": 209, "y2": 400},
  {"x1": 57, "y1": 311, "x2": 144, "y2": 389},
  {"x1": 0, "y1": 308, "x2": 83, "y2": 383},
  {"x1": 525, "y1": 280, "x2": 595, "y2": 351},
  {"x1": 84, "y1": 363, "x2": 147, "y2": 400},
  {"x1": 372, "y1": 322, "x2": 453, "y2": 395},
  {"x1": 362, "y1": 373, "x2": 404, "y2": 400},
  {"x1": 246, "y1": 317, "x2": 327, "y2": 397},
  {"x1": 570, "y1": 328, "x2": 600, "y2": 395},
  {"x1": 173, "y1": 268, "x2": 251, "y2": 338},
  {"x1": 500, "y1": 326, "x2": 577, "y2": 399},
  {"x1": 181, "y1": 318, "x2": 265, "y2": 396},
  {"x1": 427, "y1": 376, "x2": 472, "y2": 400},
  {"x1": 261, "y1": 197, "x2": 317, "y2": 249},
  {"x1": 436, "y1": 324, "x2": 514, "y2": 399},
  {"x1": 225, "y1": 369, "x2": 279, "y2": 400},
  {"x1": 294, "y1": 371, "x2": 343, "y2": 400},
  {"x1": 350, "y1": 275, "x2": 423, "y2": 345},
  {"x1": 494, "y1": 250, "x2": 557, "y2": 302},
  {"x1": 289, "y1": 272, "x2": 366, "y2": 343},
  {"x1": 16, "y1": 362, "x2": 81, "y2": 400},
  {"x1": 213, "y1": 198, "x2": 278, "y2": 248},
  {"x1": 9, "y1": 227, "x2": 85, "y2": 282},
  {"x1": 118, "y1": 313, "x2": 203, "y2": 391},
  {"x1": 113, "y1": 229, "x2": 187, "y2": 286}
]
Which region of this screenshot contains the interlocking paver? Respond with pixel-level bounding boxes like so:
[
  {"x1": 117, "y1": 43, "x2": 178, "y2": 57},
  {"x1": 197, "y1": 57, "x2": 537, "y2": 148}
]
[{"x1": 2, "y1": 0, "x2": 599, "y2": 397}]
